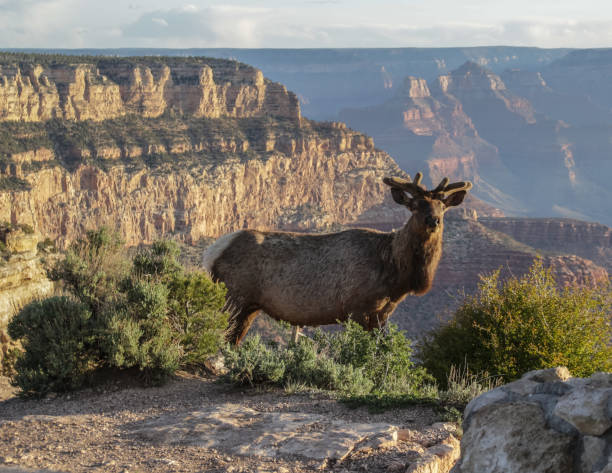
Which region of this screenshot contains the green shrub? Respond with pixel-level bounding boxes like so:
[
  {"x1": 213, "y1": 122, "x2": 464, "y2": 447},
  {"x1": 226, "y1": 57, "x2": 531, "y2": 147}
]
[
  {"x1": 20, "y1": 224, "x2": 34, "y2": 235},
  {"x1": 132, "y1": 240, "x2": 182, "y2": 280},
  {"x1": 283, "y1": 337, "x2": 374, "y2": 395},
  {"x1": 315, "y1": 321, "x2": 431, "y2": 396},
  {"x1": 420, "y1": 260, "x2": 612, "y2": 385},
  {"x1": 223, "y1": 335, "x2": 286, "y2": 386},
  {"x1": 9, "y1": 229, "x2": 228, "y2": 395},
  {"x1": 223, "y1": 321, "x2": 431, "y2": 400},
  {"x1": 49, "y1": 226, "x2": 126, "y2": 310},
  {"x1": 0, "y1": 176, "x2": 31, "y2": 191},
  {"x1": 0, "y1": 240, "x2": 9, "y2": 261},
  {"x1": 8, "y1": 297, "x2": 101, "y2": 396},
  {"x1": 129, "y1": 240, "x2": 229, "y2": 368},
  {"x1": 167, "y1": 271, "x2": 228, "y2": 368},
  {"x1": 37, "y1": 237, "x2": 57, "y2": 253},
  {"x1": 102, "y1": 306, "x2": 179, "y2": 385}
]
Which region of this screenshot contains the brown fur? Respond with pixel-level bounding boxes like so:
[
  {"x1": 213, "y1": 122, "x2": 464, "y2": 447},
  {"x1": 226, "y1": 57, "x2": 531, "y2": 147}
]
[{"x1": 205, "y1": 178, "x2": 469, "y2": 344}]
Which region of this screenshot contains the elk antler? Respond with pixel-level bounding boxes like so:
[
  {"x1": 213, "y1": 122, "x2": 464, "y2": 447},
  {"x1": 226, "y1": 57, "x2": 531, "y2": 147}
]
[
  {"x1": 383, "y1": 172, "x2": 426, "y2": 197},
  {"x1": 433, "y1": 178, "x2": 473, "y2": 198},
  {"x1": 384, "y1": 173, "x2": 472, "y2": 198}
]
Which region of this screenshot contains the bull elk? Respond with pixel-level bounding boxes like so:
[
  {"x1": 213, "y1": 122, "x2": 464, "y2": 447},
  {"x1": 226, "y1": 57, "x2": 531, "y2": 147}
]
[{"x1": 203, "y1": 173, "x2": 472, "y2": 344}]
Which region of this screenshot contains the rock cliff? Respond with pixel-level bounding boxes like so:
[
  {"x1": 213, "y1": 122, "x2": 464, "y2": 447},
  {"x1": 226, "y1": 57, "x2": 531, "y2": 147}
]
[
  {"x1": 340, "y1": 61, "x2": 612, "y2": 226},
  {"x1": 0, "y1": 225, "x2": 54, "y2": 328},
  {"x1": 0, "y1": 56, "x2": 300, "y2": 122},
  {"x1": 479, "y1": 217, "x2": 612, "y2": 273},
  {"x1": 0, "y1": 54, "x2": 402, "y2": 249}
]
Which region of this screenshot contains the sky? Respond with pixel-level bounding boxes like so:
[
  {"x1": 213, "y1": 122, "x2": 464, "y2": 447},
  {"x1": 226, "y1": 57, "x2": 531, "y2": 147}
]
[{"x1": 1, "y1": 0, "x2": 612, "y2": 49}]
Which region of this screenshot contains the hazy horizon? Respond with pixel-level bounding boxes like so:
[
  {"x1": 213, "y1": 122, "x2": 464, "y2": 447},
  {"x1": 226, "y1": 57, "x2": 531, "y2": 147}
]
[{"x1": 1, "y1": 0, "x2": 612, "y2": 50}]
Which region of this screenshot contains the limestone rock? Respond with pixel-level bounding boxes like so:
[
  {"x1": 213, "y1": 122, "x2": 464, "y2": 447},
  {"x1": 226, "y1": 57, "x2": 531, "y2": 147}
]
[
  {"x1": 554, "y1": 386, "x2": 612, "y2": 436},
  {"x1": 458, "y1": 402, "x2": 574, "y2": 473},
  {"x1": 523, "y1": 366, "x2": 571, "y2": 383},
  {"x1": 457, "y1": 369, "x2": 612, "y2": 473},
  {"x1": 407, "y1": 435, "x2": 460, "y2": 473},
  {"x1": 132, "y1": 403, "x2": 397, "y2": 462},
  {"x1": 5, "y1": 230, "x2": 39, "y2": 255},
  {"x1": 0, "y1": 59, "x2": 300, "y2": 122},
  {"x1": 0, "y1": 252, "x2": 53, "y2": 328},
  {"x1": 581, "y1": 436, "x2": 607, "y2": 473},
  {"x1": 463, "y1": 386, "x2": 508, "y2": 420},
  {"x1": 596, "y1": 453, "x2": 612, "y2": 473}
]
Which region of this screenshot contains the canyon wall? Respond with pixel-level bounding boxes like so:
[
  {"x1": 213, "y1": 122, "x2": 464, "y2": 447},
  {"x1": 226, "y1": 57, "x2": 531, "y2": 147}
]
[
  {"x1": 0, "y1": 54, "x2": 405, "y2": 249},
  {"x1": 478, "y1": 217, "x2": 612, "y2": 273},
  {"x1": 0, "y1": 130, "x2": 399, "y2": 249},
  {"x1": 0, "y1": 227, "x2": 54, "y2": 328},
  {"x1": 340, "y1": 60, "x2": 612, "y2": 227},
  {"x1": 0, "y1": 58, "x2": 300, "y2": 122}
]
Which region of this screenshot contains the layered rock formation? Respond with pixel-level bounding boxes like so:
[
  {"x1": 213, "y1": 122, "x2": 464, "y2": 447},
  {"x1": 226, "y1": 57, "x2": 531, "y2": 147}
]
[
  {"x1": 0, "y1": 54, "x2": 403, "y2": 249},
  {"x1": 455, "y1": 368, "x2": 612, "y2": 473},
  {"x1": 479, "y1": 217, "x2": 612, "y2": 273},
  {"x1": 0, "y1": 227, "x2": 54, "y2": 328},
  {"x1": 0, "y1": 57, "x2": 299, "y2": 122},
  {"x1": 340, "y1": 61, "x2": 612, "y2": 227}
]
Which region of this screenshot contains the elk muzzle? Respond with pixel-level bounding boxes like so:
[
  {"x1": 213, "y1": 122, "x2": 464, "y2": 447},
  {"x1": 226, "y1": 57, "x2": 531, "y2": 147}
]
[{"x1": 425, "y1": 216, "x2": 440, "y2": 228}]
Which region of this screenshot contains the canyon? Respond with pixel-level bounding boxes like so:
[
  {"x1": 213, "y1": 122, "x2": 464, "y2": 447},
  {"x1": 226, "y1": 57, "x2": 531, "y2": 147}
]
[
  {"x1": 340, "y1": 58, "x2": 612, "y2": 227},
  {"x1": 0, "y1": 54, "x2": 407, "y2": 249},
  {"x1": 11, "y1": 47, "x2": 570, "y2": 120},
  {"x1": 0, "y1": 52, "x2": 609, "y2": 337}
]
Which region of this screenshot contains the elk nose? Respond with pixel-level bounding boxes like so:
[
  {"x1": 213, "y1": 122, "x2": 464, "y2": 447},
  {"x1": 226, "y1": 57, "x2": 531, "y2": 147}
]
[{"x1": 426, "y1": 216, "x2": 440, "y2": 228}]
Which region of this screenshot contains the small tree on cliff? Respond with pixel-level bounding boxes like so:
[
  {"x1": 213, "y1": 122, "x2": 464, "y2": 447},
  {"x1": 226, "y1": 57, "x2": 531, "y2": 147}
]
[{"x1": 419, "y1": 259, "x2": 612, "y2": 385}]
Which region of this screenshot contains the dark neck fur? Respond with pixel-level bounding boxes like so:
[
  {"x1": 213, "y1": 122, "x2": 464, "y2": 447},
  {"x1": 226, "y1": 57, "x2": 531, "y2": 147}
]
[{"x1": 391, "y1": 217, "x2": 444, "y2": 295}]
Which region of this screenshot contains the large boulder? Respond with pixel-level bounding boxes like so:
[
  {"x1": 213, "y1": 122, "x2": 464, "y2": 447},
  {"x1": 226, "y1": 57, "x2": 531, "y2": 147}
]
[{"x1": 454, "y1": 368, "x2": 612, "y2": 473}]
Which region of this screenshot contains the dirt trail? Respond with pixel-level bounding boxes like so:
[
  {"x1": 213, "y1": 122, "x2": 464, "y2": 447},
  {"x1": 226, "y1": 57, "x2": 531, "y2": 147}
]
[{"x1": 0, "y1": 373, "x2": 456, "y2": 473}]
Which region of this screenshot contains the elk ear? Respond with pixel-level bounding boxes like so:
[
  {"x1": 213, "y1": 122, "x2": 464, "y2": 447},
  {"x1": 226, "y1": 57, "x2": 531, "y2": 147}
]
[
  {"x1": 390, "y1": 188, "x2": 412, "y2": 207},
  {"x1": 443, "y1": 190, "x2": 467, "y2": 208}
]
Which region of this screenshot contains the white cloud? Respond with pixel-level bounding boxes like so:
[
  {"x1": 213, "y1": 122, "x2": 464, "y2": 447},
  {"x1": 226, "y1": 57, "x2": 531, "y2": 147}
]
[
  {"x1": 1, "y1": 1, "x2": 612, "y2": 48},
  {"x1": 121, "y1": 5, "x2": 270, "y2": 47},
  {"x1": 151, "y1": 18, "x2": 169, "y2": 27}
]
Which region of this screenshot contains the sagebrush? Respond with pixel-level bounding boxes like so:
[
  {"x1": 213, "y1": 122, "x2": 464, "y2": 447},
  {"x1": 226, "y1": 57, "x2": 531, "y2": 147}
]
[
  {"x1": 419, "y1": 259, "x2": 612, "y2": 385},
  {"x1": 223, "y1": 321, "x2": 433, "y2": 401},
  {"x1": 9, "y1": 228, "x2": 228, "y2": 395}
]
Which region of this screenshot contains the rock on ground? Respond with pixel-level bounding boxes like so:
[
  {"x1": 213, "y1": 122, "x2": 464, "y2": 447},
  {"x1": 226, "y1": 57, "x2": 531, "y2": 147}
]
[{"x1": 454, "y1": 368, "x2": 612, "y2": 473}]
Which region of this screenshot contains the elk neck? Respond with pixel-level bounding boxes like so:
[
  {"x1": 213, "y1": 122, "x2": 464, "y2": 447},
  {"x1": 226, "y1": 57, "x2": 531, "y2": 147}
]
[{"x1": 390, "y1": 216, "x2": 444, "y2": 295}]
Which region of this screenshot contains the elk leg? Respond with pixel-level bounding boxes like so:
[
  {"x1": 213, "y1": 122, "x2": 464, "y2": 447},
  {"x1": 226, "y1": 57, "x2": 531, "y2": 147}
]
[
  {"x1": 365, "y1": 301, "x2": 397, "y2": 331},
  {"x1": 226, "y1": 308, "x2": 260, "y2": 345}
]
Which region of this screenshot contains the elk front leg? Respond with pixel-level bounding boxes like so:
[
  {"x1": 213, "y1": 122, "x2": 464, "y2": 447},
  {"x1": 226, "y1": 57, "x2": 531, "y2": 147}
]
[{"x1": 226, "y1": 308, "x2": 260, "y2": 344}]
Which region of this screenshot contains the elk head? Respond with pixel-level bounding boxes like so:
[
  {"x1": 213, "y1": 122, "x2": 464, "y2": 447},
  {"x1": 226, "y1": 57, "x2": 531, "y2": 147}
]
[{"x1": 383, "y1": 173, "x2": 473, "y2": 232}]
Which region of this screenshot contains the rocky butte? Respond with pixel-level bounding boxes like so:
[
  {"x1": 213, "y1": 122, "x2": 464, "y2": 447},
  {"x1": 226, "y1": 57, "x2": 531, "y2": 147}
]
[
  {"x1": 340, "y1": 60, "x2": 612, "y2": 226},
  {"x1": 0, "y1": 53, "x2": 410, "y2": 249}
]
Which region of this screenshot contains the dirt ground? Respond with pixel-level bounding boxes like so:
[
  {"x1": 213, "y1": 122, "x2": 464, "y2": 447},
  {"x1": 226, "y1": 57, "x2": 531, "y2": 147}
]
[{"x1": 0, "y1": 373, "x2": 445, "y2": 473}]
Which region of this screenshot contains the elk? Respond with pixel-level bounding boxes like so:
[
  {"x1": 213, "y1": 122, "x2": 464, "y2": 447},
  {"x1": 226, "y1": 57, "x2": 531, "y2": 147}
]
[{"x1": 203, "y1": 173, "x2": 472, "y2": 344}]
